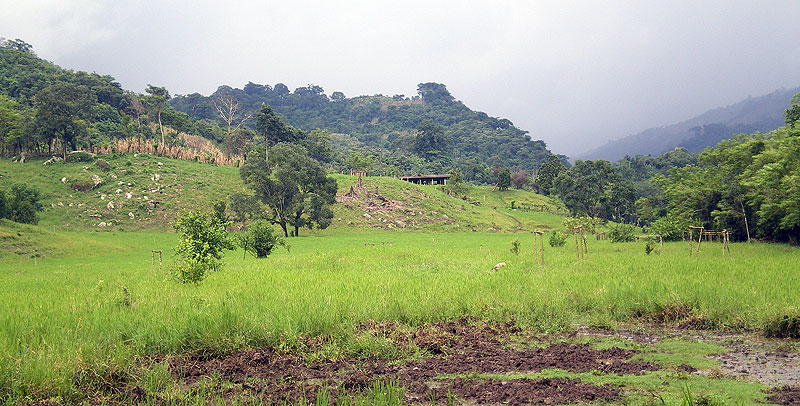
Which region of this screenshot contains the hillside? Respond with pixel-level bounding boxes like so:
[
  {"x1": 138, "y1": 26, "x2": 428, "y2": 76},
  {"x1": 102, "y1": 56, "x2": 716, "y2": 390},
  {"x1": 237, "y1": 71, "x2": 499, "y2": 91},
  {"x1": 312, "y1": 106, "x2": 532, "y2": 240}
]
[
  {"x1": 171, "y1": 82, "x2": 567, "y2": 180},
  {"x1": 580, "y1": 87, "x2": 799, "y2": 161},
  {"x1": 0, "y1": 154, "x2": 564, "y2": 255}
]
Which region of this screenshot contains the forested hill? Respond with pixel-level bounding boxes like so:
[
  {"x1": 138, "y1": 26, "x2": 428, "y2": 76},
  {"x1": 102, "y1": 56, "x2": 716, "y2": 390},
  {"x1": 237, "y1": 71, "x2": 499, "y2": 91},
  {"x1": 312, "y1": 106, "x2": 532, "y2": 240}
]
[
  {"x1": 171, "y1": 82, "x2": 567, "y2": 181},
  {"x1": 580, "y1": 87, "x2": 799, "y2": 161}
]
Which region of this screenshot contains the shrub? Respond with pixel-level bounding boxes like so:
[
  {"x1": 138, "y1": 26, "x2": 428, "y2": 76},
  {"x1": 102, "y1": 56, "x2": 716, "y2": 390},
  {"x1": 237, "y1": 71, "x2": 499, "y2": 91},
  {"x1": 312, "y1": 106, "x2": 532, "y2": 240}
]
[
  {"x1": 510, "y1": 238, "x2": 520, "y2": 255},
  {"x1": 1, "y1": 184, "x2": 43, "y2": 224},
  {"x1": 71, "y1": 178, "x2": 95, "y2": 192},
  {"x1": 563, "y1": 216, "x2": 602, "y2": 234},
  {"x1": 65, "y1": 151, "x2": 95, "y2": 163},
  {"x1": 607, "y1": 223, "x2": 636, "y2": 243},
  {"x1": 647, "y1": 214, "x2": 691, "y2": 241},
  {"x1": 171, "y1": 209, "x2": 235, "y2": 283},
  {"x1": 549, "y1": 231, "x2": 567, "y2": 247},
  {"x1": 95, "y1": 158, "x2": 111, "y2": 171},
  {"x1": 239, "y1": 220, "x2": 287, "y2": 258}
]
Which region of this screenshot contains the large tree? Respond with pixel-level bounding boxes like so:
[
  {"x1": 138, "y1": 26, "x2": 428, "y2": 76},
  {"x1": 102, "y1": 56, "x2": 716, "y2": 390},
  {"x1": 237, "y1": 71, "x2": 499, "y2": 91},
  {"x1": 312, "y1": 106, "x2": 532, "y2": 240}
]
[
  {"x1": 534, "y1": 155, "x2": 566, "y2": 195},
  {"x1": 553, "y1": 160, "x2": 635, "y2": 220},
  {"x1": 34, "y1": 82, "x2": 93, "y2": 160},
  {"x1": 240, "y1": 143, "x2": 337, "y2": 237}
]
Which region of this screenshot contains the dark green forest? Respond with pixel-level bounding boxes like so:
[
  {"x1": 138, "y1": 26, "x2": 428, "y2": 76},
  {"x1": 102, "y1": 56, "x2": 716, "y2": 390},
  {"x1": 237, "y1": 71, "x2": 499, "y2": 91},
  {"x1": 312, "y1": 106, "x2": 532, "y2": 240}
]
[{"x1": 170, "y1": 82, "x2": 567, "y2": 182}]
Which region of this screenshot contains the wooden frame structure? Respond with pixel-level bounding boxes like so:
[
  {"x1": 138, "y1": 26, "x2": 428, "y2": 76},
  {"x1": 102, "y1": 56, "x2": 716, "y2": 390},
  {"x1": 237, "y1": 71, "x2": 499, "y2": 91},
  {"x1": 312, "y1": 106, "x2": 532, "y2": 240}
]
[
  {"x1": 635, "y1": 234, "x2": 663, "y2": 247},
  {"x1": 688, "y1": 227, "x2": 731, "y2": 256},
  {"x1": 574, "y1": 226, "x2": 587, "y2": 261},
  {"x1": 532, "y1": 231, "x2": 545, "y2": 265},
  {"x1": 595, "y1": 231, "x2": 607, "y2": 241}
]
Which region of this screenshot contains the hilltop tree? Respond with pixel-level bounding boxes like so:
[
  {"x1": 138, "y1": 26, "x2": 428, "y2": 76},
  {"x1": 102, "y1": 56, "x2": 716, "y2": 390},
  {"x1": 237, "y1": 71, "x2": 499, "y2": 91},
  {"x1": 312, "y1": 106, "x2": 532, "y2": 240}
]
[
  {"x1": 240, "y1": 143, "x2": 337, "y2": 237},
  {"x1": 255, "y1": 103, "x2": 302, "y2": 164},
  {"x1": 785, "y1": 92, "x2": 800, "y2": 127},
  {"x1": 214, "y1": 93, "x2": 252, "y2": 156},
  {"x1": 144, "y1": 85, "x2": 170, "y2": 148}
]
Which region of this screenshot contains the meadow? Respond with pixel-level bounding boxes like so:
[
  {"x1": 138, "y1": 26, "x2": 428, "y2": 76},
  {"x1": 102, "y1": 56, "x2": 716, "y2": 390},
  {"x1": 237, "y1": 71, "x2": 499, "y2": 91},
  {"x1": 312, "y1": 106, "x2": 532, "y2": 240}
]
[{"x1": 1, "y1": 226, "x2": 798, "y2": 404}]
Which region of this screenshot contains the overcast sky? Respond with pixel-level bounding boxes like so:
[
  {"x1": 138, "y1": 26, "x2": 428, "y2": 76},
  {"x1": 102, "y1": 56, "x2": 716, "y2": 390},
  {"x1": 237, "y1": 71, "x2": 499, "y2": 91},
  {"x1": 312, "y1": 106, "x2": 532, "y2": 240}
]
[{"x1": 3, "y1": 1, "x2": 800, "y2": 156}]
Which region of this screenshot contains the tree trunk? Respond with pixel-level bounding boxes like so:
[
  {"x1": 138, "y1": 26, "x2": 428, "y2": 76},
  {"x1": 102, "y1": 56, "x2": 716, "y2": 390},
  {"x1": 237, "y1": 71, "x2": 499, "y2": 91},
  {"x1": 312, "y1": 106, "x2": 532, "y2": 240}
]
[
  {"x1": 158, "y1": 111, "x2": 165, "y2": 152},
  {"x1": 740, "y1": 200, "x2": 751, "y2": 242}
]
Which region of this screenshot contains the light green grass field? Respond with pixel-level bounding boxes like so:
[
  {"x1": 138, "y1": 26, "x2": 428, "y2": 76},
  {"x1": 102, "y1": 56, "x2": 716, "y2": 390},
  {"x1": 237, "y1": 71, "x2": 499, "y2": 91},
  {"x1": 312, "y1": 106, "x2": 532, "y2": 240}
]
[{"x1": 1, "y1": 228, "x2": 798, "y2": 403}]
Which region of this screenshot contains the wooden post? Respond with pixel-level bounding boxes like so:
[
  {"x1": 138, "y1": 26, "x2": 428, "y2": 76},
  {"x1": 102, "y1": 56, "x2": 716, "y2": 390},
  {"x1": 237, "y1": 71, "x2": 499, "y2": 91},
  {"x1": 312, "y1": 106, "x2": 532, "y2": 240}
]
[
  {"x1": 151, "y1": 250, "x2": 162, "y2": 271},
  {"x1": 574, "y1": 226, "x2": 586, "y2": 261},
  {"x1": 532, "y1": 231, "x2": 544, "y2": 265}
]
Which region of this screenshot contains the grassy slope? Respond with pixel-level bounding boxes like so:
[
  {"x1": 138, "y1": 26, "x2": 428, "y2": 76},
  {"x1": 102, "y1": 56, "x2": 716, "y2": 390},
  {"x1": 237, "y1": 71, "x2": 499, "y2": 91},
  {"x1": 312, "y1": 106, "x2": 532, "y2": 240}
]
[{"x1": 0, "y1": 155, "x2": 562, "y2": 244}]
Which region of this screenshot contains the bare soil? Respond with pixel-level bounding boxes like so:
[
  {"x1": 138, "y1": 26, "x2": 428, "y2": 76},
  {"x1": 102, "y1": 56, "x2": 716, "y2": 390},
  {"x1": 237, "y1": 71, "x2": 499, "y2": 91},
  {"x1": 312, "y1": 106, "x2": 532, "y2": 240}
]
[{"x1": 165, "y1": 319, "x2": 656, "y2": 404}]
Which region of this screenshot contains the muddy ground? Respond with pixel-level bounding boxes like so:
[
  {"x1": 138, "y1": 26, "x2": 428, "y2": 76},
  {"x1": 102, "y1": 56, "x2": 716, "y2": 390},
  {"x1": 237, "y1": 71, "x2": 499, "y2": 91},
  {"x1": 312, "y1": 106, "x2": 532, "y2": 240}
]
[{"x1": 116, "y1": 318, "x2": 800, "y2": 404}]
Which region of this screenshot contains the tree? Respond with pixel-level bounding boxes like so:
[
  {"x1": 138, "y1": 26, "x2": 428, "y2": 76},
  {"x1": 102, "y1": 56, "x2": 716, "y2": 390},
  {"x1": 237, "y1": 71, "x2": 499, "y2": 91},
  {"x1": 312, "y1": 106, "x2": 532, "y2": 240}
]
[
  {"x1": 255, "y1": 103, "x2": 302, "y2": 164},
  {"x1": 144, "y1": 85, "x2": 170, "y2": 149},
  {"x1": 534, "y1": 155, "x2": 566, "y2": 195},
  {"x1": 510, "y1": 170, "x2": 529, "y2": 189},
  {"x1": 0, "y1": 95, "x2": 24, "y2": 156},
  {"x1": 330, "y1": 91, "x2": 345, "y2": 102},
  {"x1": 414, "y1": 120, "x2": 450, "y2": 163},
  {"x1": 34, "y1": 82, "x2": 93, "y2": 160},
  {"x1": 171, "y1": 209, "x2": 235, "y2": 283},
  {"x1": 213, "y1": 93, "x2": 252, "y2": 156},
  {"x1": 784, "y1": 92, "x2": 800, "y2": 128},
  {"x1": 553, "y1": 160, "x2": 635, "y2": 220},
  {"x1": 497, "y1": 167, "x2": 511, "y2": 191},
  {"x1": 240, "y1": 143, "x2": 337, "y2": 237}
]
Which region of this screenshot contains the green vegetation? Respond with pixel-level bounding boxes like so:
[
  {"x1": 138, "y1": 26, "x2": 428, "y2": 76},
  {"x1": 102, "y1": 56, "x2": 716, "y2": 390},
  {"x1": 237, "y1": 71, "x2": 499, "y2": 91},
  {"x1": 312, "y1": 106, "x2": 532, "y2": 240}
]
[
  {"x1": 171, "y1": 208, "x2": 235, "y2": 283},
  {"x1": 1, "y1": 228, "x2": 798, "y2": 403}
]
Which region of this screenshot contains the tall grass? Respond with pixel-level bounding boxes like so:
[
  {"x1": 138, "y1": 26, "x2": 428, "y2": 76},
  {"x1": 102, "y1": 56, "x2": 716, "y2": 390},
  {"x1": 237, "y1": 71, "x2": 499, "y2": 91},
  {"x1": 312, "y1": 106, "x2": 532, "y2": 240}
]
[{"x1": 1, "y1": 231, "x2": 798, "y2": 401}]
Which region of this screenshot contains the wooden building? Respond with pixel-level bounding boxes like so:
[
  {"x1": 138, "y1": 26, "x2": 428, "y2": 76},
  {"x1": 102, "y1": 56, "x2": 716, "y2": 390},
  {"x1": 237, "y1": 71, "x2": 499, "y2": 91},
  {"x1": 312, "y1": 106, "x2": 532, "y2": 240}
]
[{"x1": 399, "y1": 174, "x2": 451, "y2": 185}]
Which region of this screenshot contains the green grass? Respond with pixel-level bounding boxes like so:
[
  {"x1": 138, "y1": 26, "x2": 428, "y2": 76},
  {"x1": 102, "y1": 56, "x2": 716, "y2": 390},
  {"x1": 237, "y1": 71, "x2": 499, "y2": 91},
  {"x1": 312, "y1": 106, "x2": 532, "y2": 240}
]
[
  {"x1": 0, "y1": 228, "x2": 798, "y2": 403},
  {"x1": 0, "y1": 156, "x2": 564, "y2": 235}
]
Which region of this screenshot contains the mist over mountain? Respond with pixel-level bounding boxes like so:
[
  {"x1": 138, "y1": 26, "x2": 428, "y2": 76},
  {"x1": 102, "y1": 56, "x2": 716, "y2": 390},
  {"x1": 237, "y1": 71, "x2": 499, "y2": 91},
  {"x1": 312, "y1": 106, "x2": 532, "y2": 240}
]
[{"x1": 579, "y1": 87, "x2": 799, "y2": 161}]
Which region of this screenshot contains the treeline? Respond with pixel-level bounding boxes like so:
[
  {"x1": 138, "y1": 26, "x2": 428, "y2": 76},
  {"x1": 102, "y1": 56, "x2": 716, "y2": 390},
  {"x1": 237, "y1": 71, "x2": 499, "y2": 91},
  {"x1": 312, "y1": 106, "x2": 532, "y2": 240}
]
[
  {"x1": 0, "y1": 39, "x2": 230, "y2": 160},
  {"x1": 547, "y1": 95, "x2": 800, "y2": 244},
  {"x1": 171, "y1": 82, "x2": 568, "y2": 180}
]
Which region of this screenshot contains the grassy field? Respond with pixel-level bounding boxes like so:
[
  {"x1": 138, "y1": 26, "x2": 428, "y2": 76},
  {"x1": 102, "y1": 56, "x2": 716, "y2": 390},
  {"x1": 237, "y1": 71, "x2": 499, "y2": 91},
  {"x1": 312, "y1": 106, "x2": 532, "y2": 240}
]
[{"x1": 1, "y1": 226, "x2": 798, "y2": 404}]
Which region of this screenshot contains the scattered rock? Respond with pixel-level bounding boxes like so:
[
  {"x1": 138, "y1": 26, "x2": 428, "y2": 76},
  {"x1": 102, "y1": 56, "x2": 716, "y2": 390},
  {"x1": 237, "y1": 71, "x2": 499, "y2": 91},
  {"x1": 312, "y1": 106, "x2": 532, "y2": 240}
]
[
  {"x1": 91, "y1": 175, "x2": 103, "y2": 188},
  {"x1": 152, "y1": 173, "x2": 160, "y2": 182},
  {"x1": 43, "y1": 156, "x2": 62, "y2": 165},
  {"x1": 364, "y1": 213, "x2": 372, "y2": 219},
  {"x1": 128, "y1": 212, "x2": 135, "y2": 219},
  {"x1": 57, "y1": 202, "x2": 63, "y2": 207},
  {"x1": 126, "y1": 192, "x2": 132, "y2": 199},
  {"x1": 115, "y1": 189, "x2": 122, "y2": 194},
  {"x1": 106, "y1": 201, "x2": 115, "y2": 210},
  {"x1": 492, "y1": 262, "x2": 507, "y2": 271},
  {"x1": 97, "y1": 222, "x2": 108, "y2": 227},
  {"x1": 60, "y1": 177, "x2": 67, "y2": 183}
]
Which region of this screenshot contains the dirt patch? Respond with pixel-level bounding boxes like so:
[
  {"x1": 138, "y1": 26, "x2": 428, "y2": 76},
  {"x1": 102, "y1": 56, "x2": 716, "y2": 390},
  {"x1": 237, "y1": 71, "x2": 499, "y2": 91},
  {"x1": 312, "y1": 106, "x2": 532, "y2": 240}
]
[
  {"x1": 714, "y1": 339, "x2": 800, "y2": 387},
  {"x1": 166, "y1": 319, "x2": 656, "y2": 404},
  {"x1": 766, "y1": 385, "x2": 800, "y2": 405}
]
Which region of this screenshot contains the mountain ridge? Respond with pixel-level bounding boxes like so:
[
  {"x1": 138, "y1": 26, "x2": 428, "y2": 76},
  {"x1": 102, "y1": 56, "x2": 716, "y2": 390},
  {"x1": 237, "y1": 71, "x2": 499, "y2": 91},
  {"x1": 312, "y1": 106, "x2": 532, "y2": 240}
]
[{"x1": 579, "y1": 87, "x2": 799, "y2": 161}]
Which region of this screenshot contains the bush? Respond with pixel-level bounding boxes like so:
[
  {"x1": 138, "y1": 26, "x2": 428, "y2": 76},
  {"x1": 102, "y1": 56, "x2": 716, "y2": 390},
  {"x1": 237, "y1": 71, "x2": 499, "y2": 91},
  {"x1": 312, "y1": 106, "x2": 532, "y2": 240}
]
[
  {"x1": 510, "y1": 238, "x2": 520, "y2": 255},
  {"x1": 65, "y1": 151, "x2": 95, "y2": 163},
  {"x1": 171, "y1": 209, "x2": 235, "y2": 283},
  {"x1": 647, "y1": 214, "x2": 691, "y2": 241},
  {"x1": 95, "y1": 158, "x2": 111, "y2": 171},
  {"x1": 549, "y1": 231, "x2": 567, "y2": 247},
  {"x1": 608, "y1": 223, "x2": 636, "y2": 243},
  {"x1": 239, "y1": 220, "x2": 287, "y2": 258},
  {"x1": 1, "y1": 184, "x2": 43, "y2": 224},
  {"x1": 563, "y1": 216, "x2": 602, "y2": 234}
]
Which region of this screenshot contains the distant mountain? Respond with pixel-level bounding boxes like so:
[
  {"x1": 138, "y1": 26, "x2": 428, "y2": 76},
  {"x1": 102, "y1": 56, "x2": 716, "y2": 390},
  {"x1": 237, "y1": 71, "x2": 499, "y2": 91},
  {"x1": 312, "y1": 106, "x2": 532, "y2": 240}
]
[{"x1": 579, "y1": 87, "x2": 799, "y2": 161}]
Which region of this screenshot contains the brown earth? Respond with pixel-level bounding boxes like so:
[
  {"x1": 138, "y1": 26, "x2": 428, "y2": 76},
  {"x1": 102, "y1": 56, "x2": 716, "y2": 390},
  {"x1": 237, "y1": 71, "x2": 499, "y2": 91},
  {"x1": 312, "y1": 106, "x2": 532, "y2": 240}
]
[
  {"x1": 163, "y1": 319, "x2": 657, "y2": 405},
  {"x1": 766, "y1": 385, "x2": 800, "y2": 405}
]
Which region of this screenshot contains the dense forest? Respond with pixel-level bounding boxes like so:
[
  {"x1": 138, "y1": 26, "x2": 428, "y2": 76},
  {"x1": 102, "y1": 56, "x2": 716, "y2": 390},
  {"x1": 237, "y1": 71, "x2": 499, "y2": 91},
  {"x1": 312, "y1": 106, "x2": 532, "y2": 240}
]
[
  {"x1": 170, "y1": 82, "x2": 568, "y2": 182},
  {"x1": 0, "y1": 39, "x2": 565, "y2": 185}
]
